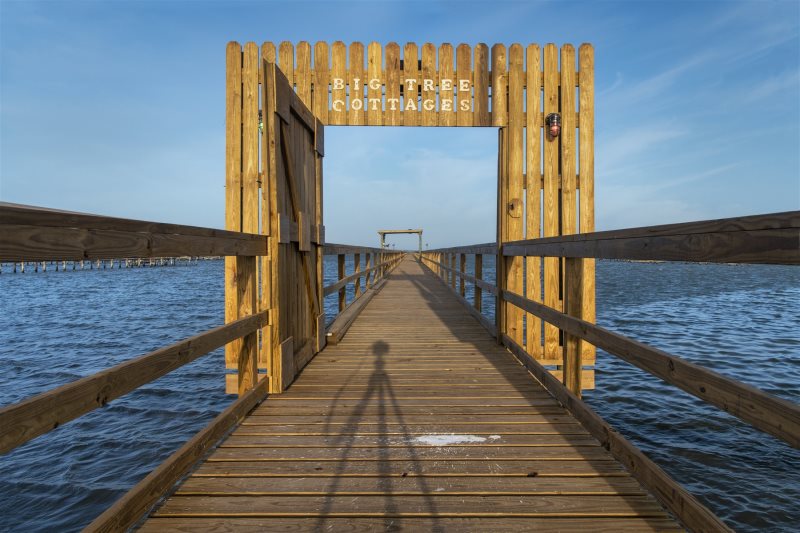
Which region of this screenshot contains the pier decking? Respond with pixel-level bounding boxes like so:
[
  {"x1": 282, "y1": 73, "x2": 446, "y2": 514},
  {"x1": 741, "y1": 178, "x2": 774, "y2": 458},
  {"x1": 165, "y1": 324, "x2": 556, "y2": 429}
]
[{"x1": 139, "y1": 258, "x2": 680, "y2": 532}]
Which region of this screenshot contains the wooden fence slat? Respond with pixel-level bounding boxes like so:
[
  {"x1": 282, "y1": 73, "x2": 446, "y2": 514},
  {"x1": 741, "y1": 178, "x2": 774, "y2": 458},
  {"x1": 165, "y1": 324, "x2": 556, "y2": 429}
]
[
  {"x1": 337, "y1": 254, "x2": 346, "y2": 311},
  {"x1": 438, "y1": 43, "x2": 456, "y2": 126},
  {"x1": 421, "y1": 43, "x2": 437, "y2": 126},
  {"x1": 278, "y1": 41, "x2": 294, "y2": 88},
  {"x1": 330, "y1": 42, "x2": 347, "y2": 125},
  {"x1": 474, "y1": 44, "x2": 490, "y2": 126},
  {"x1": 349, "y1": 42, "x2": 365, "y2": 126},
  {"x1": 456, "y1": 44, "x2": 472, "y2": 127},
  {"x1": 295, "y1": 41, "x2": 312, "y2": 108},
  {"x1": 367, "y1": 42, "x2": 383, "y2": 126},
  {"x1": 261, "y1": 42, "x2": 276, "y2": 63},
  {"x1": 579, "y1": 43, "x2": 596, "y2": 363},
  {"x1": 475, "y1": 254, "x2": 483, "y2": 312},
  {"x1": 506, "y1": 43, "x2": 525, "y2": 345},
  {"x1": 354, "y1": 252, "x2": 361, "y2": 297},
  {"x1": 491, "y1": 44, "x2": 507, "y2": 126},
  {"x1": 402, "y1": 43, "x2": 419, "y2": 126},
  {"x1": 313, "y1": 42, "x2": 329, "y2": 124},
  {"x1": 385, "y1": 42, "x2": 401, "y2": 125},
  {"x1": 225, "y1": 42, "x2": 242, "y2": 370},
  {"x1": 560, "y1": 44, "x2": 578, "y2": 371},
  {"x1": 526, "y1": 43, "x2": 542, "y2": 359},
  {"x1": 239, "y1": 42, "x2": 260, "y2": 393},
  {"x1": 542, "y1": 43, "x2": 560, "y2": 360}
]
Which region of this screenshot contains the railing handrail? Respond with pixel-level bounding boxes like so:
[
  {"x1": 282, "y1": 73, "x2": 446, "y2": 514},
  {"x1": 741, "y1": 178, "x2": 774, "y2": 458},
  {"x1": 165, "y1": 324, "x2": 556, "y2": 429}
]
[
  {"x1": 0, "y1": 312, "x2": 268, "y2": 454},
  {"x1": 323, "y1": 242, "x2": 386, "y2": 255},
  {"x1": 0, "y1": 202, "x2": 266, "y2": 261},
  {"x1": 426, "y1": 211, "x2": 800, "y2": 265}
]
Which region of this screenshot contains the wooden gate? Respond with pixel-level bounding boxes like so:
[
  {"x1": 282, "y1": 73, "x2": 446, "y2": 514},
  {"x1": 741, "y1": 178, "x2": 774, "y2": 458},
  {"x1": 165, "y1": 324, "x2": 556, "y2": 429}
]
[{"x1": 225, "y1": 43, "x2": 324, "y2": 395}]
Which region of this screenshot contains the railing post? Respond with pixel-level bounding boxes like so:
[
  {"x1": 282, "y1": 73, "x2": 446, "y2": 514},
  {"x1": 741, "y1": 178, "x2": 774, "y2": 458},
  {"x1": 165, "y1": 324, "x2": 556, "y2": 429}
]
[
  {"x1": 475, "y1": 254, "x2": 483, "y2": 312},
  {"x1": 337, "y1": 254, "x2": 346, "y2": 312},
  {"x1": 563, "y1": 257, "x2": 584, "y2": 396},
  {"x1": 459, "y1": 253, "x2": 466, "y2": 297},
  {"x1": 366, "y1": 253, "x2": 373, "y2": 288},
  {"x1": 450, "y1": 254, "x2": 456, "y2": 290},
  {"x1": 354, "y1": 253, "x2": 361, "y2": 298}
]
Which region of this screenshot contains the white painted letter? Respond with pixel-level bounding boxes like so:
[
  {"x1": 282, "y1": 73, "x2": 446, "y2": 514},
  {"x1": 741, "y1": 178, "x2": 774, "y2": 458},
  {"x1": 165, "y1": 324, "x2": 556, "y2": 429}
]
[
  {"x1": 441, "y1": 78, "x2": 453, "y2": 91},
  {"x1": 351, "y1": 97, "x2": 363, "y2": 111},
  {"x1": 405, "y1": 98, "x2": 417, "y2": 111},
  {"x1": 352, "y1": 78, "x2": 361, "y2": 91},
  {"x1": 459, "y1": 79, "x2": 470, "y2": 91},
  {"x1": 423, "y1": 79, "x2": 434, "y2": 91},
  {"x1": 459, "y1": 99, "x2": 470, "y2": 111},
  {"x1": 369, "y1": 78, "x2": 381, "y2": 90},
  {"x1": 423, "y1": 99, "x2": 435, "y2": 111},
  {"x1": 441, "y1": 98, "x2": 453, "y2": 112},
  {"x1": 405, "y1": 78, "x2": 417, "y2": 90},
  {"x1": 387, "y1": 98, "x2": 399, "y2": 111},
  {"x1": 332, "y1": 78, "x2": 345, "y2": 90},
  {"x1": 368, "y1": 98, "x2": 381, "y2": 111},
  {"x1": 332, "y1": 99, "x2": 345, "y2": 111}
]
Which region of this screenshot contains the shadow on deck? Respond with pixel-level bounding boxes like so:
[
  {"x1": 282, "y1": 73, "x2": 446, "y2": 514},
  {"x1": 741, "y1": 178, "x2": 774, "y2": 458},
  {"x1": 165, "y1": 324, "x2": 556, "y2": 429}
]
[{"x1": 140, "y1": 257, "x2": 681, "y2": 532}]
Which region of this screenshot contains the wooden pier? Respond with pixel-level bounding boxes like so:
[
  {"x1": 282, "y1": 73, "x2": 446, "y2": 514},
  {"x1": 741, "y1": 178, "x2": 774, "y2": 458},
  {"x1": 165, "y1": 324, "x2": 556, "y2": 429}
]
[{"x1": 1, "y1": 40, "x2": 799, "y2": 532}]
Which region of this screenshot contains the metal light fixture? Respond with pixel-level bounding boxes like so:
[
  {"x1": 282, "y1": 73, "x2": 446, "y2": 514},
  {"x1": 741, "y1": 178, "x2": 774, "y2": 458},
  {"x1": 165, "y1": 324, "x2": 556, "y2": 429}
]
[
  {"x1": 545, "y1": 113, "x2": 561, "y2": 139},
  {"x1": 258, "y1": 110, "x2": 264, "y2": 132}
]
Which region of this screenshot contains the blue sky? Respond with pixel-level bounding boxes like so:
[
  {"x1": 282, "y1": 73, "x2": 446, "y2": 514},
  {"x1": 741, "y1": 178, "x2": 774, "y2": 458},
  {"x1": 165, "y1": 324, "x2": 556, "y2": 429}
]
[{"x1": 1, "y1": 0, "x2": 798, "y2": 248}]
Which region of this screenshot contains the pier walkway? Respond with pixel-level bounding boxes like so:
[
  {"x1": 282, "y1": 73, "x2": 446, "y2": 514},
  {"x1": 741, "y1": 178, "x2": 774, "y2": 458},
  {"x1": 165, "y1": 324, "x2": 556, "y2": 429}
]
[{"x1": 140, "y1": 258, "x2": 680, "y2": 532}]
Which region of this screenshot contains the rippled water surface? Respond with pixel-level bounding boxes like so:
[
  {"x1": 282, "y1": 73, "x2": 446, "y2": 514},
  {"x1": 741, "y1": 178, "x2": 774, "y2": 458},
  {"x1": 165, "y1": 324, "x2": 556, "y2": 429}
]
[{"x1": 1, "y1": 258, "x2": 798, "y2": 531}]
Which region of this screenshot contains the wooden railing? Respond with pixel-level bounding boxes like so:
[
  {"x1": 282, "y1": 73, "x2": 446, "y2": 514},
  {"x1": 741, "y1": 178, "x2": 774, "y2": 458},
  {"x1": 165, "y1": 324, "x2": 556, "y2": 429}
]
[
  {"x1": 0, "y1": 202, "x2": 273, "y2": 530},
  {"x1": 322, "y1": 243, "x2": 404, "y2": 343},
  {"x1": 423, "y1": 211, "x2": 800, "y2": 533}
]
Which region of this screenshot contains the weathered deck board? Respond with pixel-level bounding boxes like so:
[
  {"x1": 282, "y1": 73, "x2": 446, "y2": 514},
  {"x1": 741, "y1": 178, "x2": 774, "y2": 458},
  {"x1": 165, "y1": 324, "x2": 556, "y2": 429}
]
[{"x1": 141, "y1": 258, "x2": 680, "y2": 531}]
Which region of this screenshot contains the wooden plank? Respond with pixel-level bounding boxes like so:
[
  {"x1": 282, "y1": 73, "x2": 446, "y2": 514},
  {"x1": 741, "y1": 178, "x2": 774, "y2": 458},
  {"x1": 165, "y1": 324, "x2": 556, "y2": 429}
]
[
  {"x1": 313, "y1": 41, "x2": 329, "y2": 124},
  {"x1": 563, "y1": 257, "x2": 583, "y2": 395},
  {"x1": 261, "y1": 41, "x2": 275, "y2": 64},
  {"x1": 578, "y1": 43, "x2": 596, "y2": 363},
  {"x1": 140, "y1": 517, "x2": 683, "y2": 533},
  {"x1": 278, "y1": 41, "x2": 294, "y2": 89},
  {"x1": 330, "y1": 41, "x2": 347, "y2": 125},
  {"x1": 456, "y1": 43, "x2": 472, "y2": 127},
  {"x1": 503, "y1": 211, "x2": 800, "y2": 264},
  {"x1": 459, "y1": 253, "x2": 466, "y2": 297},
  {"x1": 264, "y1": 61, "x2": 281, "y2": 394},
  {"x1": 225, "y1": 42, "x2": 243, "y2": 371},
  {"x1": 238, "y1": 42, "x2": 260, "y2": 395},
  {"x1": 84, "y1": 378, "x2": 269, "y2": 533},
  {"x1": 0, "y1": 312, "x2": 267, "y2": 454},
  {"x1": 367, "y1": 42, "x2": 382, "y2": 126},
  {"x1": 474, "y1": 253, "x2": 483, "y2": 311},
  {"x1": 154, "y1": 494, "x2": 666, "y2": 517},
  {"x1": 279, "y1": 337, "x2": 295, "y2": 391},
  {"x1": 438, "y1": 43, "x2": 456, "y2": 126},
  {"x1": 349, "y1": 42, "x2": 365, "y2": 126},
  {"x1": 421, "y1": 43, "x2": 437, "y2": 126},
  {"x1": 502, "y1": 289, "x2": 800, "y2": 448},
  {"x1": 295, "y1": 41, "x2": 312, "y2": 108},
  {"x1": 402, "y1": 42, "x2": 419, "y2": 126},
  {"x1": 473, "y1": 43, "x2": 490, "y2": 126},
  {"x1": 526, "y1": 43, "x2": 543, "y2": 359},
  {"x1": 354, "y1": 252, "x2": 362, "y2": 297},
  {"x1": 561, "y1": 46, "x2": 578, "y2": 350},
  {"x1": 385, "y1": 42, "x2": 401, "y2": 125},
  {"x1": 337, "y1": 254, "x2": 346, "y2": 311},
  {"x1": 542, "y1": 43, "x2": 560, "y2": 359},
  {"x1": 491, "y1": 44, "x2": 507, "y2": 126},
  {"x1": 506, "y1": 43, "x2": 525, "y2": 346}
]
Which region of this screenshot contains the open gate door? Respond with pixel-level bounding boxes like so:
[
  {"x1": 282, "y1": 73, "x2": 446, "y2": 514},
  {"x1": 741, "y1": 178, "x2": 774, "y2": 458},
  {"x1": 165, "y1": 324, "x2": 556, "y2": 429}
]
[{"x1": 264, "y1": 61, "x2": 325, "y2": 393}]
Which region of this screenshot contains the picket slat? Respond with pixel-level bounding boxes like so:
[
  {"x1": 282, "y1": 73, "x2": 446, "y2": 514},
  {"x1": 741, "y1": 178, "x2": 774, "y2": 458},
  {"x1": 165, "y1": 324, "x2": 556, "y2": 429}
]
[
  {"x1": 295, "y1": 42, "x2": 312, "y2": 108},
  {"x1": 579, "y1": 43, "x2": 597, "y2": 363},
  {"x1": 313, "y1": 42, "x2": 329, "y2": 125},
  {"x1": 491, "y1": 44, "x2": 507, "y2": 127},
  {"x1": 506, "y1": 44, "x2": 525, "y2": 345},
  {"x1": 349, "y1": 42, "x2": 365, "y2": 126},
  {"x1": 385, "y1": 43, "x2": 401, "y2": 126},
  {"x1": 330, "y1": 42, "x2": 347, "y2": 125},
  {"x1": 421, "y1": 43, "x2": 437, "y2": 126},
  {"x1": 525, "y1": 44, "x2": 542, "y2": 360},
  {"x1": 438, "y1": 44, "x2": 456, "y2": 127},
  {"x1": 542, "y1": 43, "x2": 560, "y2": 360},
  {"x1": 278, "y1": 41, "x2": 294, "y2": 88},
  {"x1": 367, "y1": 42, "x2": 382, "y2": 126},
  {"x1": 456, "y1": 44, "x2": 472, "y2": 127},
  {"x1": 474, "y1": 44, "x2": 490, "y2": 126},
  {"x1": 403, "y1": 43, "x2": 420, "y2": 126}
]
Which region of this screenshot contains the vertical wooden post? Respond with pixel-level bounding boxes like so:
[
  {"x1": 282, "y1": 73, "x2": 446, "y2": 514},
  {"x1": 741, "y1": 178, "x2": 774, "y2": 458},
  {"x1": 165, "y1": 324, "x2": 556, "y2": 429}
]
[
  {"x1": 542, "y1": 43, "x2": 561, "y2": 360},
  {"x1": 563, "y1": 257, "x2": 584, "y2": 396},
  {"x1": 459, "y1": 253, "x2": 466, "y2": 297},
  {"x1": 475, "y1": 254, "x2": 483, "y2": 312},
  {"x1": 225, "y1": 42, "x2": 243, "y2": 373},
  {"x1": 366, "y1": 253, "x2": 373, "y2": 289},
  {"x1": 526, "y1": 44, "x2": 542, "y2": 359},
  {"x1": 237, "y1": 42, "x2": 260, "y2": 395},
  {"x1": 338, "y1": 254, "x2": 346, "y2": 312},
  {"x1": 450, "y1": 254, "x2": 456, "y2": 290},
  {"x1": 354, "y1": 253, "x2": 361, "y2": 298},
  {"x1": 506, "y1": 44, "x2": 525, "y2": 345},
  {"x1": 496, "y1": 127, "x2": 507, "y2": 343},
  {"x1": 579, "y1": 44, "x2": 596, "y2": 364},
  {"x1": 314, "y1": 118, "x2": 325, "y2": 353}
]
